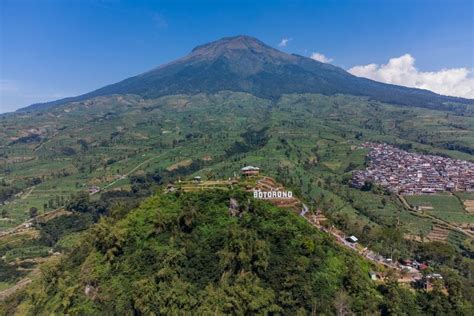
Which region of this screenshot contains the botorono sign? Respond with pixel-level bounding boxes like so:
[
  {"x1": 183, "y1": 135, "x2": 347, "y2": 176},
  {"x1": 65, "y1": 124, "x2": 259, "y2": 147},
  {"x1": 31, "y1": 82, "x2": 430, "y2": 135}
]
[{"x1": 253, "y1": 190, "x2": 293, "y2": 199}]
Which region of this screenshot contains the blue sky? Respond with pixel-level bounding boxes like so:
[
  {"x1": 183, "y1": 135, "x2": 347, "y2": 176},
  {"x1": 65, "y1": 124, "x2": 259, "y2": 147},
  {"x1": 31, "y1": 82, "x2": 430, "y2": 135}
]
[{"x1": 1, "y1": 0, "x2": 473, "y2": 113}]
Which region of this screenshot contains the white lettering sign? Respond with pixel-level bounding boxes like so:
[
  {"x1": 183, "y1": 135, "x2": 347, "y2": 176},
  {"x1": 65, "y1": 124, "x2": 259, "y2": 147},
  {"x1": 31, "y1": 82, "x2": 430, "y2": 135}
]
[{"x1": 253, "y1": 190, "x2": 293, "y2": 199}]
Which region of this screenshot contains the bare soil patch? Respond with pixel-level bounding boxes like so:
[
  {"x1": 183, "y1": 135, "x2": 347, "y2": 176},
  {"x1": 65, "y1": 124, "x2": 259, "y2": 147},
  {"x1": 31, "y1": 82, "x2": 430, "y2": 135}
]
[
  {"x1": 166, "y1": 159, "x2": 192, "y2": 171},
  {"x1": 464, "y1": 200, "x2": 474, "y2": 214}
]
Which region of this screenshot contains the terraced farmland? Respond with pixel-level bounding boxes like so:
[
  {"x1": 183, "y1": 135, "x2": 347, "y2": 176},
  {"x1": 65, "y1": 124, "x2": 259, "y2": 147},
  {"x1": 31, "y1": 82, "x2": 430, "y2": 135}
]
[{"x1": 405, "y1": 194, "x2": 474, "y2": 224}]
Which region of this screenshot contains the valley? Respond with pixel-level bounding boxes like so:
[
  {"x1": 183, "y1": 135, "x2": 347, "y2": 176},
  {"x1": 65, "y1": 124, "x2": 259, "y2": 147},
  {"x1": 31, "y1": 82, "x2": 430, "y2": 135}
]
[{"x1": 2, "y1": 92, "x2": 473, "y2": 234}]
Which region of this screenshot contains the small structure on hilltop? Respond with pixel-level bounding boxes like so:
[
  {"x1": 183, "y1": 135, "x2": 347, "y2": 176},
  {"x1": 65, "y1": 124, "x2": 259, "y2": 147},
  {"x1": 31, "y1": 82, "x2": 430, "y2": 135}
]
[
  {"x1": 347, "y1": 235, "x2": 358, "y2": 243},
  {"x1": 88, "y1": 186, "x2": 101, "y2": 195},
  {"x1": 165, "y1": 184, "x2": 176, "y2": 193},
  {"x1": 241, "y1": 166, "x2": 260, "y2": 176},
  {"x1": 193, "y1": 176, "x2": 202, "y2": 183},
  {"x1": 369, "y1": 271, "x2": 382, "y2": 281},
  {"x1": 420, "y1": 273, "x2": 443, "y2": 291}
]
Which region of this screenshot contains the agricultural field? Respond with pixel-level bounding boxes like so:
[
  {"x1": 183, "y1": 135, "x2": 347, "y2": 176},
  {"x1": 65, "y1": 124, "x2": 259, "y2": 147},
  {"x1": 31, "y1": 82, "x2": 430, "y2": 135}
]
[
  {"x1": 455, "y1": 192, "x2": 474, "y2": 215},
  {"x1": 1, "y1": 92, "x2": 474, "y2": 252},
  {"x1": 405, "y1": 194, "x2": 474, "y2": 224}
]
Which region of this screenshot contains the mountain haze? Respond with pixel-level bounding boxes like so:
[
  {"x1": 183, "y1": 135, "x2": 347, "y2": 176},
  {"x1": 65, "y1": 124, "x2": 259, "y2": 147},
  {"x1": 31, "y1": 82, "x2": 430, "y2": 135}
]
[{"x1": 21, "y1": 35, "x2": 472, "y2": 112}]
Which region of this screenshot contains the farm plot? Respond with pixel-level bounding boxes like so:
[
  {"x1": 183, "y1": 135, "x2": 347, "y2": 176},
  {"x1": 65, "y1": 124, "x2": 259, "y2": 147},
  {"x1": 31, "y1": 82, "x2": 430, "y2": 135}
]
[
  {"x1": 426, "y1": 223, "x2": 450, "y2": 242},
  {"x1": 405, "y1": 194, "x2": 474, "y2": 224},
  {"x1": 464, "y1": 200, "x2": 474, "y2": 214},
  {"x1": 455, "y1": 192, "x2": 474, "y2": 214}
]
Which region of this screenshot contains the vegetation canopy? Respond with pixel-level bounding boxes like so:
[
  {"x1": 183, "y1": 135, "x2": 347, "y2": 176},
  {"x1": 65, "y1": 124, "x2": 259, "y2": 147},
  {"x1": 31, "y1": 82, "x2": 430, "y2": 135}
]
[{"x1": 2, "y1": 190, "x2": 471, "y2": 315}]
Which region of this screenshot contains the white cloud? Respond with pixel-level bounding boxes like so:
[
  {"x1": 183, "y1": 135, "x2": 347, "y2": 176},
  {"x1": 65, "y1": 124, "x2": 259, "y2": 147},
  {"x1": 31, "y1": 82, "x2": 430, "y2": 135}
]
[
  {"x1": 348, "y1": 54, "x2": 474, "y2": 99},
  {"x1": 278, "y1": 38, "x2": 292, "y2": 47},
  {"x1": 310, "y1": 52, "x2": 333, "y2": 63}
]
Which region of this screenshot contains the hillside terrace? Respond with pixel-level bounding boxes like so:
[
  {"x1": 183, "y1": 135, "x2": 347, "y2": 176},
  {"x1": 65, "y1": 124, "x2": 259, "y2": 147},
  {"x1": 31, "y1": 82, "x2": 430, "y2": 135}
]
[{"x1": 351, "y1": 143, "x2": 474, "y2": 195}]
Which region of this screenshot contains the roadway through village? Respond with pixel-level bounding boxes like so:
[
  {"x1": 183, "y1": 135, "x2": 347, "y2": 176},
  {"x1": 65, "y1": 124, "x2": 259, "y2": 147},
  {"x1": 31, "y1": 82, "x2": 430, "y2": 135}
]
[{"x1": 299, "y1": 205, "x2": 422, "y2": 282}]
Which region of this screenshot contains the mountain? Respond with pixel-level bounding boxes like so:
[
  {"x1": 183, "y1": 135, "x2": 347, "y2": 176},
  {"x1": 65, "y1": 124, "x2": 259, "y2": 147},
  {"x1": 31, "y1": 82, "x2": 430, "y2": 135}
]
[{"x1": 20, "y1": 35, "x2": 472, "y2": 112}]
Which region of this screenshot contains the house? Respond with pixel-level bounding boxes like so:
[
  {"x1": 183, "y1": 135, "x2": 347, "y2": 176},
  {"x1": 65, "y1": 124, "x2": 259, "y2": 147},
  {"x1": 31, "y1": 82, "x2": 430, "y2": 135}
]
[
  {"x1": 369, "y1": 271, "x2": 377, "y2": 281},
  {"x1": 241, "y1": 166, "x2": 260, "y2": 176},
  {"x1": 88, "y1": 186, "x2": 101, "y2": 195},
  {"x1": 421, "y1": 273, "x2": 443, "y2": 290},
  {"x1": 347, "y1": 235, "x2": 358, "y2": 243},
  {"x1": 166, "y1": 184, "x2": 176, "y2": 193},
  {"x1": 412, "y1": 261, "x2": 429, "y2": 271},
  {"x1": 193, "y1": 176, "x2": 202, "y2": 183}
]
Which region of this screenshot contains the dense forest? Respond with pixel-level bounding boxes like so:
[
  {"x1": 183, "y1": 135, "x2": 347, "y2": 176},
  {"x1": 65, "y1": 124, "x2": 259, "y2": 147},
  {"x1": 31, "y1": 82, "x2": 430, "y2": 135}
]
[{"x1": 2, "y1": 190, "x2": 472, "y2": 315}]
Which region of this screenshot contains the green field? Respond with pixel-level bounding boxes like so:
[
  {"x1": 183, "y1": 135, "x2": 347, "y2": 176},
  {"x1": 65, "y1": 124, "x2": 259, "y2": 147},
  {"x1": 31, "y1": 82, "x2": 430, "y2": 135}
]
[
  {"x1": 405, "y1": 194, "x2": 474, "y2": 224},
  {"x1": 1, "y1": 92, "x2": 473, "y2": 245},
  {"x1": 454, "y1": 192, "x2": 474, "y2": 201}
]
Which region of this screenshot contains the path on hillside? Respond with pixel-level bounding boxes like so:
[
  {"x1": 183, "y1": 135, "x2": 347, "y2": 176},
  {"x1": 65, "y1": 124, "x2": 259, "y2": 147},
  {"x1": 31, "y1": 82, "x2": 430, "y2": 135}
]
[
  {"x1": 0, "y1": 278, "x2": 32, "y2": 302},
  {"x1": 302, "y1": 214, "x2": 399, "y2": 270},
  {"x1": 99, "y1": 153, "x2": 165, "y2": 192}
]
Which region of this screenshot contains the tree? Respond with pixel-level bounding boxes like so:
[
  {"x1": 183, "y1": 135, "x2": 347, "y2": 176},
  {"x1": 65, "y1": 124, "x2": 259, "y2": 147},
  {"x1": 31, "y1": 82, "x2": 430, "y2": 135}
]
[
  {"x1": 333, "y1": 290, "x2": 352, "y2": 316},
  {"x1": 178, "y1": 202, "x2": 198, "y2": 233},
  {"x1": 361, "y1": 181, "x2": 373, "y2": 191},
  {"x1": 29, "y1": 207, "x2": 38, "y2": 218},
  {"x1": 416, "y1": 241, "x2": 458, "y2": 268}
]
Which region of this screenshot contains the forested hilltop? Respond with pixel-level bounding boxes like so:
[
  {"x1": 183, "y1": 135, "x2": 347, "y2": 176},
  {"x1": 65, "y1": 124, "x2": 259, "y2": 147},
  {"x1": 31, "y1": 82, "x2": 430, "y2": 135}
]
[{"x1": 2, "y1": 189, "x2": 471, "y2": 315}]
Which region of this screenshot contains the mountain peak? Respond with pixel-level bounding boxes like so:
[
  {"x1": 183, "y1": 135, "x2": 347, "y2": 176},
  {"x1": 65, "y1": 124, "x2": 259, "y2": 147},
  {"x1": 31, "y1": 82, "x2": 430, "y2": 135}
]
[
  {"x1": 191, "y1": 35, "x2": 268, "y2": 53},
  {"x1": 187, "y1": 35, "x2": 292, "y2": 62}
]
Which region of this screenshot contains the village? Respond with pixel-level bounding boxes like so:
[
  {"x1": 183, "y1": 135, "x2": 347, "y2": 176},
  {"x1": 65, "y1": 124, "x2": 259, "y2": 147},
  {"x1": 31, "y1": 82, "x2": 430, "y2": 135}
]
[{"x1": 351, "y1": 143, "x2": 474, "y2": 195}]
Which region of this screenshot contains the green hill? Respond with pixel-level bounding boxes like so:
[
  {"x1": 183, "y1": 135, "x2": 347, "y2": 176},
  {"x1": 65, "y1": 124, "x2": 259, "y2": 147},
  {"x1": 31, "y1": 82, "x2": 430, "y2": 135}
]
[{"x1": 2, "y1": 189, "x2": 466, "y2": 315}]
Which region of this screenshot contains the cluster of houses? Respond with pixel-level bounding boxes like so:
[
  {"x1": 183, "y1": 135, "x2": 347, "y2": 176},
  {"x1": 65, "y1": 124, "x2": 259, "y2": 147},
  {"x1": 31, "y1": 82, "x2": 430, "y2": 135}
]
[
  {"x1": 368, "y1": 258, "x2": 442, "y2": 289},
  {"x1": 399, "y1": 259, "x2": 444, "y2": 289},
  {"x1": 351, "y1": 143, "x2": 474, "y2": 195},
  {"x1": 400, "y1": 258, "x2": 429, "y2": 272}
]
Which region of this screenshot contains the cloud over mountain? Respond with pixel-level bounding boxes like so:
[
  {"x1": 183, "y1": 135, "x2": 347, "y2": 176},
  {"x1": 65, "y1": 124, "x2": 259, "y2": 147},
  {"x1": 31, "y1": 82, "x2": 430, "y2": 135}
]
[
  {"x1": 310, "y1": 52, "x2": 333, "y2": 63},
  {"x1": 278, "y1": 38, "x2": 291, "y2": 47},
  {"x1": 348, "y1": 54, "x2": 474, "y2": 98}
]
